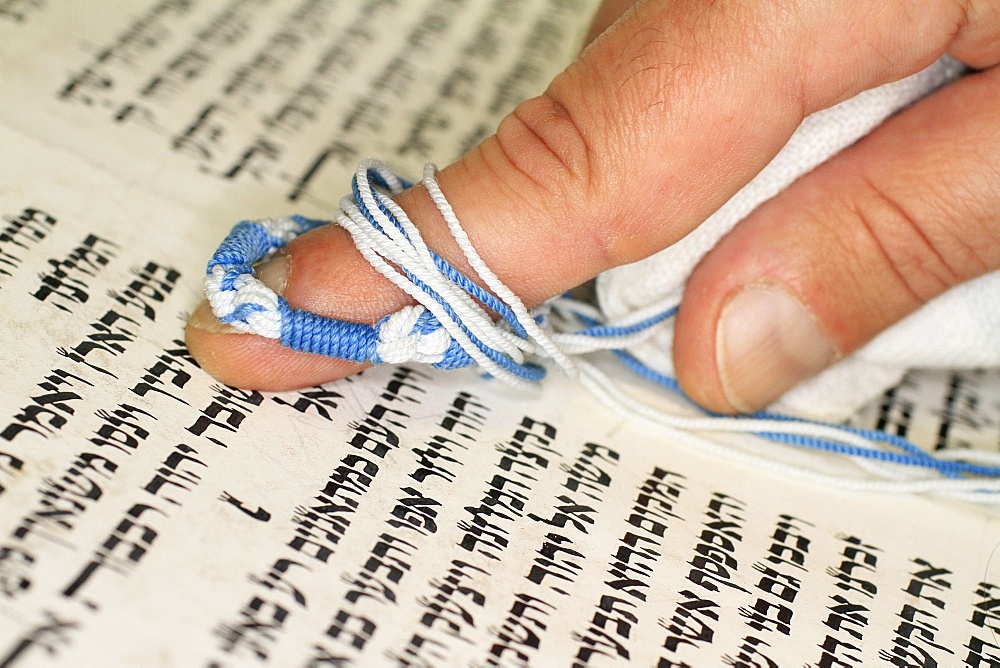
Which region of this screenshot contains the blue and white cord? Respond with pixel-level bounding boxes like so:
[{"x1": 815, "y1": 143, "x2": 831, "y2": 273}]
[
  {"x1": 205, "y1": 160, "x2": 567, "y2": 388},
  {"x1": 205, "y1": 159, "x2": 1000, "y2": 500}
]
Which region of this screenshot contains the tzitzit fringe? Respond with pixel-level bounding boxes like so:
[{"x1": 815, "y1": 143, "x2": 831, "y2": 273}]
[{"x1": 204, "y1": 159, "x2": 1000, "y2": 501}]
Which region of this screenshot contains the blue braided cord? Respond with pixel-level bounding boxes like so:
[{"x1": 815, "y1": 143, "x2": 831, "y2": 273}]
[
  {"x1": 432, "y1": 337, "x2": 481, "y2": 370},
  {"x1": 574, "y1": 306, "x2": 678, "y2": 338},
  {"x1": 291, "y1": 214, "x2": 335, "y2": 235},
  {"x1": 429, "y1": 260, "x2": 527, "y2": 337},
  {"x1": 352, "y1": 176, "x2": 527, "y2": 338},
  {"x1": 365, "y1": 310, "x2": 477, "y2": 369},
  {"x1": 755, "y1": 431, "x2": 1000, "y2": 478},
  {"x1": 207, "y1": 221, "x2": 272, "y2": 272},
  {"x1": 204, "y1": 216, "x2": 540, "y2": 378},
  {"x1": 393, "y1": 252, "x2": 526, "y2": 339},
  {"x1": 277, "y1": 287, "x2": 543, "y2": 379},
  {"x1": 368, "y1": 294, "x2": 542, "y2": 379},
  {"x1": 924, "y1": 459, "x2": 1000, "y2": 478},
  {"x1": 412, "y1": 307, "x2": 440, "y2": 333},
  {"x1": 278, "y1": 299, "x2": 379, "y2": 362},
  {"x1": 753, "y1": 431, "x2": 960, "y2": 475},
  {"x1": 219, "y1": 265, "x2": 252, "y2": 291},
  {"x1": 611, "y1": 347, "x2": 1000, "y2": 478},
  {"x1": 611, "y1": 348, "x2": 683, "y2": 394},
  {"x1": 203, "y1": 167, "x2": 540, "y2": 380},
  {"x1": 754, "y1": 431, "x2": 939, "y2": 466},
  {"x1": 404, "y1": 310, "x2": 481, "y2": 370},
  {"x1": 208, "y1": 217, "x2": 325, "y2": 279},
  {"x1": 751, "y1": 407, "x2": 936, "y2": 462},
  {"x1": 396, "y1": 271, "x2": 523, "y2": 373}
]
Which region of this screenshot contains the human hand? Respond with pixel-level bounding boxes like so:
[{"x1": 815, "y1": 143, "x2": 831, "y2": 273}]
[{"x1": 186, "y1": 0, "x2": 1000, "y2": 414}]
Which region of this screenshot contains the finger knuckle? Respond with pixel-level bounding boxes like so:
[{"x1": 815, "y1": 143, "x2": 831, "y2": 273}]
[
  {"x1": 852, "y1": 175, "x2": 985, "y2": 304},
  {"x1": 494, "y1": 87, "x2": 594, "y2": 200},
  {"x1": 490, "y1": 87, "x2": 624, "y2": 269}
]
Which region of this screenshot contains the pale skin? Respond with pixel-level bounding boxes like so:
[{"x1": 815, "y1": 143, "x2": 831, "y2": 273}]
[{"x1": 186, "y1": 0, "x2": 1000, "y2": 414}]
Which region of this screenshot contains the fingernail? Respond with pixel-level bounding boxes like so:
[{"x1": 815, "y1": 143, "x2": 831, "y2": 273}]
[
  {"x1": 716, "y1": 284, "x2": 836, "y2": 413},
  {"x1": 187, "y1": 299, "x2": 239, "y2": 334},
  {"x1": 256, "y1": 252, "x2": 289, "y2": 295}
]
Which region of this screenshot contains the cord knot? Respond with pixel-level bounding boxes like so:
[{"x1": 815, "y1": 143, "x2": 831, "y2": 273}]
[{"x1": 375, "y1": 305, "x2": 451, "y2": 364}]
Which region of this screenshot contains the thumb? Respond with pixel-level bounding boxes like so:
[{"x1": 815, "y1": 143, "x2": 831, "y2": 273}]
[
  {"x1": 186, "y1": 0, "x2": 970, "y2": 390},
  {"x1": 675, "y1": 65, "x2": 1000, "y2": 414}
]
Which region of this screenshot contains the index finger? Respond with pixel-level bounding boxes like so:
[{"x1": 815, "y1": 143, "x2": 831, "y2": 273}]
[{"x1": 187, "y1": 0, "x2": 971, "y2": 390}]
